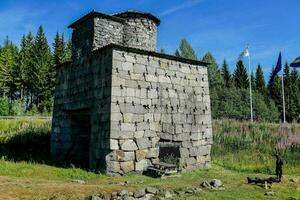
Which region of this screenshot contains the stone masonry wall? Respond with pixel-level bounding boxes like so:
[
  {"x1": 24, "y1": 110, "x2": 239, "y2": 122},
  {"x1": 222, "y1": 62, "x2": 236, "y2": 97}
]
[
  {"x1": 71, "y1": 14, "x2": 158, "y2": 60},
  {"x1": 105, "y1": 49, "x2": 212, "y2": 175},
  {"x1": 93, "y1": 17, "x2": 124, "y2": 52},
  {"x1": 51, "y1": 48, "x2": 113, "y2": 171},
  {"x1": 122, "y1": 17, "x2": 157, "y2": 51}
]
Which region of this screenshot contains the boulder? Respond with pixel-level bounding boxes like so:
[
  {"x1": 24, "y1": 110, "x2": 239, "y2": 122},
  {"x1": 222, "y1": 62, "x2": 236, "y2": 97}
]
[
  {"x1": 210, "y1": 179, "x2": 222, "y2": 188},
  {"x1": 134, "y1": 189, "x2": 146, "y2": 198},
  {"x1": 146, "y1": 186, "x2": 158, "y2": 194}
]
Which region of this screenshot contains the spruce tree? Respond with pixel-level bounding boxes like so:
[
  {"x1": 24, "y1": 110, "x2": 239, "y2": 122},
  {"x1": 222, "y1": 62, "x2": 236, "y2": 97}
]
[
  {"x1": 221, "y1": 59, "x2": 231, "y2": 87},
  {"x1": 19, "y1": 33, "x2": 34, "y2": 103},
  {"x1": 32, "y1": 26, "x2": 54, "y2": 112},
  {"x1": 53, "y1": 32, "x2": 65, "y2": 66},
  {"x1": 286, "y1": 65, "x2": 299, "y2": 122},
  {"x1": 175, "y1": 39, "x2": 197, "y2": 60},
  {"x1": 268, "y1": 67, "x2": 282, "y2": 121},
  {"x1": 233, "y1": 60, "x2": 248, "y2": 88},
  {"x1": 65, "y1": 38, "x2": 72, "y2": 62},
  {"x1": 202, "y1": 52, "x2": 223, "y2": 89},
  {"x1": 255, "y1": 64, "x2": 265, "y2": 93},
  {"x1": 0, "y1": 37, "x2": 19, "y2": 98}
]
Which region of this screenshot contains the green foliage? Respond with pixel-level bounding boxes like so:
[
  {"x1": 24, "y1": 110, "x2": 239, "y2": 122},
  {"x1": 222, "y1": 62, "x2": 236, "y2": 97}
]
[
  {"x1": 221, "y1": 59, "x2": 231, "y2": 87},
  {"x1": 202, "y1": 52, "x2": 223, "y2": 89},
  {"x1": 255, "y1": 64, "x2": 265, "y2": 93},
  {"x1": 175, "y1": 39, "x2": 197, "y2": 60},
  {"x1": 0, "y1": 97, "x2": 9, "y2": 116},
  {"x1": 233, "y1": 60, "x2": 248, "y2": 88},
  {"x1": 9, "y1": 100, "x2": 23, "y2": 116}
]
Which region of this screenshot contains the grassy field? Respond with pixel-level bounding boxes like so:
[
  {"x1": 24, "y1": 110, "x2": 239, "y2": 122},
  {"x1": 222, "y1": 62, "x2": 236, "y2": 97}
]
[{"x1": 0, "y1": 118, "x2": 299, "y2": 200}]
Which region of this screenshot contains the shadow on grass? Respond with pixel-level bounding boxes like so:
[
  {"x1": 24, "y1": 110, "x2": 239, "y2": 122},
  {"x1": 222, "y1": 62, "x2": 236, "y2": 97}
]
[{"x1": 0, "y1": 132, "x2": 66, "y2": 168}]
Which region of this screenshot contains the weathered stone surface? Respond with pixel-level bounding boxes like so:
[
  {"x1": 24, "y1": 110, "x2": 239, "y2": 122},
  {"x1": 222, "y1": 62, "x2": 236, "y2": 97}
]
[
  {"x1": 133, "y1": 189, "x2": 146, "y2": 198},
  {"x1": 121, "y1": 140, "x2": 138, "y2": 151},
  {"x1": 116, "y1": 150, "x2": 135, "y2": 161},
  {"x1": 136, "y1": 138, "x2": 151, "y2": 149},
  {"x1": 135, "y1": 159, "x2": 150, "y2": 171},
  {"x1": 146, "y1": 187, "x2": 158, "y2": 194},
  {"x1": 106, "y1": 161, "x2": 121, "y2": 173},
  {"x1": 120, "y1": 161, "x2": 134, "y2": 173},
  {"x1": 135, "y1": 150, "x2": 147, "y2": 161}
]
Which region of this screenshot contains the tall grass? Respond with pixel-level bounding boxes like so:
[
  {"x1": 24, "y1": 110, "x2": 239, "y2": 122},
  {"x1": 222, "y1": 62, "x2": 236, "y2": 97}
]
[
  {"x1": 0, "y1": 118, "x2": 52, "y2": 163},
  {"x1": 212, "y1": 120, "x2": 300, "y2": 175}
]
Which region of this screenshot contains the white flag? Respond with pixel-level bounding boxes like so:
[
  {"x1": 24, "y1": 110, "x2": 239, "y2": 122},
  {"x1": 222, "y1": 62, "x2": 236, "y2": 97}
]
[{"x1": 238, "y1": 47, "x2": 250, "y2": 61}]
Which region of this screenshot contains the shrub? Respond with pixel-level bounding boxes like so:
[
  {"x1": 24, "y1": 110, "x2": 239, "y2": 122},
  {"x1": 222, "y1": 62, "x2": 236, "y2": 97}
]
[
  {"x1": 0, "y1": 97, "x2": 9, "y2": 116},
  {"x1": 9, "y1": 100, "x2": 23, "y2": 116}
]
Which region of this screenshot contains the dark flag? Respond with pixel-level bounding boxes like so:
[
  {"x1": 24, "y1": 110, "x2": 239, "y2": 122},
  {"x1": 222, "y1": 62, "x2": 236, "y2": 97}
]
[
  {"x1": 290, "y1": 57, "x2": 300, "y2": 68},
  {"x1": 269, "y1": 52, "x2": 282, "y2": 85}
]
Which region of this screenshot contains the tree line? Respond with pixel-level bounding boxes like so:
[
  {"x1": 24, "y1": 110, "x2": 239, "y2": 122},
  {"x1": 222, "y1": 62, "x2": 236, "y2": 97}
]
[
  {"x1": 0, "y1": 26, "x2": 71, "y2": 115},
  {"x1": 174, "y1": 39, "x2": 300, "y2": 123}
]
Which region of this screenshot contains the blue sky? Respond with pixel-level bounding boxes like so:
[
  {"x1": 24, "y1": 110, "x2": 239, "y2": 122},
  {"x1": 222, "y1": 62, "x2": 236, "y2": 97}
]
[{"x1": 0, "y1": 0, "x2": 300, "y2": 78}]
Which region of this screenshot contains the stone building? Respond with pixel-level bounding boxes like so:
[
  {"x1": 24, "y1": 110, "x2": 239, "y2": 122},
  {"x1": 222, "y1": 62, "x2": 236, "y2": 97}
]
[{"x1": 51, "y1": 10, "x2": 212, "y2": 175}]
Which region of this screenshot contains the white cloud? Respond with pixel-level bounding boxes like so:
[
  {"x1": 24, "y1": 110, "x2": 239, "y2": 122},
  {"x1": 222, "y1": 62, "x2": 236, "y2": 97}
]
[{"x1": 159, "y1": 0, "x2": 205, "y2": 17}]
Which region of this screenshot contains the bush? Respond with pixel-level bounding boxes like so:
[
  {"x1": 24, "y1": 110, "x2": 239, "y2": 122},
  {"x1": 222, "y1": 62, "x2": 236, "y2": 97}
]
[
  {"x1": 0, "y1": 97, "x2": 9, "y2": 116},
  {"x1": 9, "y1": 100, "x2": 23, "y2": 116}
]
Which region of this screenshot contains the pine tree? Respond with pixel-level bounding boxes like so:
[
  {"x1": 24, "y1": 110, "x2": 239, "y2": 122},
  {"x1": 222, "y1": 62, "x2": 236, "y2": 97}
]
[
  {"x1": 0, "y1": 37, "x2": 19, "y2": 99},
  {"x1": 19, "y1": 33, "x2": 34, "y2": 103},
  {"x1": 32, "y1": 26, "x2": 54, "y2": 112},
  {"x1": 233, "y1": 60, "x2": 248, "y2": 88},
  {"x1": 175, "y1": 39, "x2": 197, "y2": 60},
  {"x1": 53, "y1": 32, "x2": 65, "y2": 66},
  {"x1": 65, "y1": 38, "x2": 72, "y2": 62},
  {"x1": 255, "y1": 64, "x2": 265, "y2": 93},
  {"x1": 268, "y1": 67, "x2": 282, "y2": 121},
  {"x1": 289, "y1": 68, "x2": 300, "y2": 121},
  {"x1": 202, "y1": 52, "x2": 223, "y2": 89},
  {"x1": 221, "y1": 59, "x2": 231, "y2": 87}
]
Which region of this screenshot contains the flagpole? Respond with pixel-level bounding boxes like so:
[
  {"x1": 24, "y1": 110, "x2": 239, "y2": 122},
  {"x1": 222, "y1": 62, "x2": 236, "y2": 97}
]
[
  {"x1": 248, "y1": 47, "x2": 253, "y2": 122},
  {"x1": 281, "y1": 55, "x2": 286, "y2": 123}
]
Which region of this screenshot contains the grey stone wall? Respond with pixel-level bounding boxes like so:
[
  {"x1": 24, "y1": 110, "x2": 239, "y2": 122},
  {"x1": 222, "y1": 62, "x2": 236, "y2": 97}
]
[
  {"x1": 70, "y1": 12, "x2": 159, "y2": 60},
  {"x1": 122, "y1": 17, "x2": 157, "y2": 51},
  {"x1": 51, "y1": 47, "x2": 113, "y2": 171},
  {"x1": 71, "y1": 18, "x2": 95, "y2": 60},
  {"x1": 105, "y1": 49, "x2": 212, "y2": 175},
  {"x1": 93, "y1": 17, "x2": 124, "y2": 52}
]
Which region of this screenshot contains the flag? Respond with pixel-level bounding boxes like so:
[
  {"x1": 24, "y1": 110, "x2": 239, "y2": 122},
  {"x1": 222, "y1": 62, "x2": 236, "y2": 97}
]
[
  {"x1": 238, "y1": 47, "x2": 250, "y2": 61},
  {"x1": 269, "y1": 52, "x2": 282, "y2": 85},
  {"x1": 290, "y1": 56, "x2": 300, "y2": 68}
]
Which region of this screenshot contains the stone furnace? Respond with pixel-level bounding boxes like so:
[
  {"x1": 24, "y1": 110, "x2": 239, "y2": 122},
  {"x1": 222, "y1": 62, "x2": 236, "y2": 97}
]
[{"x1": 51, "y1": 10, "x2": 212, "y2": 175}]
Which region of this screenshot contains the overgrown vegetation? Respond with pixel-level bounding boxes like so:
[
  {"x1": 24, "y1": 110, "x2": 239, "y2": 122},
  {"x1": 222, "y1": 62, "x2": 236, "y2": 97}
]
[{"x1": 212, "y1": 120, "x2": 300, "y2": 175}]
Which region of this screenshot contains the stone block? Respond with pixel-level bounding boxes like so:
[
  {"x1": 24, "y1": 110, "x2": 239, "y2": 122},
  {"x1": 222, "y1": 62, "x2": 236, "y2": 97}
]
[
  {"x1": 135, "y1": 159, "x2": 150, "y2": 171},
  {"x1": 121, "y1": 140, "x2": 138, "y2": 151},
  {"x1": 120, "y1": 123, "x2": 135, "y2": 132},
  {"x1": 110, "y1": 139, "x2": 119, "y2": 150},
  {"x1": 135, "y1": 149, "x2": 147, "y2": 161},
  {"x1": 106, "y1": 161, "x2": 120, "y2": 173},
  {"x1": 116, "y1": 150, "x2": 135, "y2": 161},
  {"x1": 136, "y1": 138, "x2": 151, "y2": 149},
  {"x1": 120, "y1": 161, "x2": 134, "y2": 173},
  {"x1": 146, "y1": 148, "x2": 159, "y2": 158},
  {"x1": 134, "y1": 131, "x2": 144, "y2": 138}
]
